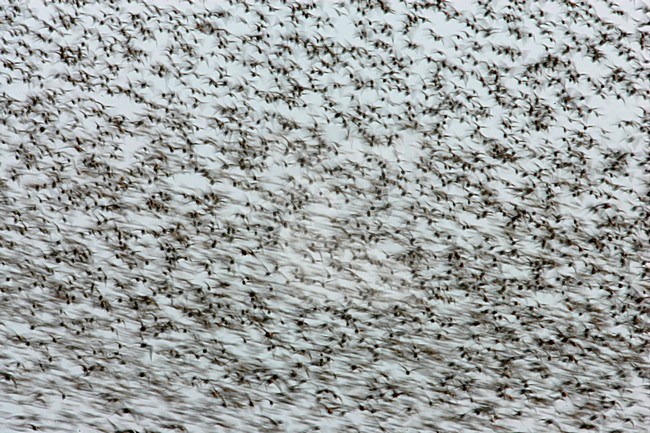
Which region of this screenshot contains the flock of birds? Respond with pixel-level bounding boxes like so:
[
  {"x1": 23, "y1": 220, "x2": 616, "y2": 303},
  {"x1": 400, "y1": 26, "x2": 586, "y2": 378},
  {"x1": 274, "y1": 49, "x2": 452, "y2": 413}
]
[{"x1": 1, "y1": 0, "x2": 648, "y2": 432}]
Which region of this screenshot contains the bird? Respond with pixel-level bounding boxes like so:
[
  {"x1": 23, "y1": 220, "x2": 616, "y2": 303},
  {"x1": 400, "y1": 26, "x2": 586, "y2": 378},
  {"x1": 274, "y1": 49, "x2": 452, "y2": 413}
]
[{"x1": 0, "y1": 0, "x2": 647, "y2": 432}]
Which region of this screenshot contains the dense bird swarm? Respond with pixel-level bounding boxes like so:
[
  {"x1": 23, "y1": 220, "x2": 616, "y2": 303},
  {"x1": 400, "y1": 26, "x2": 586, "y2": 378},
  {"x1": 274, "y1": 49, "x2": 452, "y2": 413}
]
[{"x1": 1, "y1": 0, "x2": 649, "y2": 432}]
